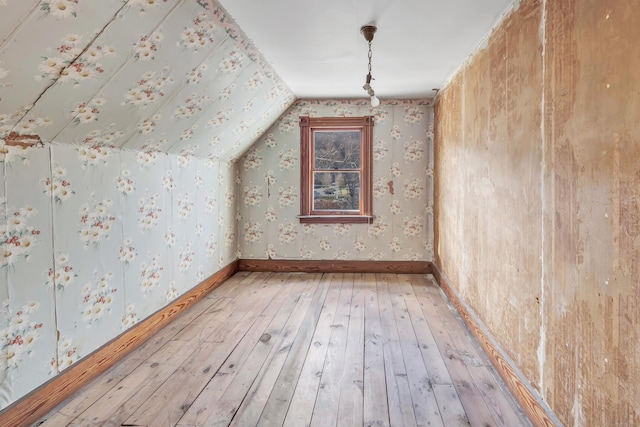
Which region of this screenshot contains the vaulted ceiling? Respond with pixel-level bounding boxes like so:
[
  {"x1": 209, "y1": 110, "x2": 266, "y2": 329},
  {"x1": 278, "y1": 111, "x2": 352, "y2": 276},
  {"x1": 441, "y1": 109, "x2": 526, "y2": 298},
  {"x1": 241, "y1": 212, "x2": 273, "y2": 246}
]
[{"x1": 0, "y1": 0, "x2": 514, "y2": 160}]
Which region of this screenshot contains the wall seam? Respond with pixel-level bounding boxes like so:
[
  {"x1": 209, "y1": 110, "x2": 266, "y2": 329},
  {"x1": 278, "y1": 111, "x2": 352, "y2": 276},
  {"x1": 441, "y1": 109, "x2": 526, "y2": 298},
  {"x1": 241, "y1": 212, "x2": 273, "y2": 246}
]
[
  {"x1": 53, "y1": 0, "x2": 185, "y2": 148},
  {"x1": 46, "y1": 145, "x2": 60, "y2": 376},
  {"x1": 118, "y1": 149, "x2": 127, "y2": 336},
  {"x1": 538, "y1": 0, "x2": 547, "y2": 398},
  {"x1": 460, "y1": 64, "x2": 466, "y2": 291},
  {"x1": 12, "y1": 1, "x2": 131, "y2": 133},
  {"x1": 0, "y1": 3, "x2": 41, "y2": 52},
  {"x1": 0, "y1": 140, "x2": 10, "y2": 389}
]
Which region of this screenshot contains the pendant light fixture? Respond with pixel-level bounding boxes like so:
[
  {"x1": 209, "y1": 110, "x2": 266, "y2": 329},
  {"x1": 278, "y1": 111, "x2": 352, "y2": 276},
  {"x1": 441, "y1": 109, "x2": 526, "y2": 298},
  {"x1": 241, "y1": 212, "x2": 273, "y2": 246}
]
[{"x1": 361, "y1": 25, "x2": 380, "y2": 107}]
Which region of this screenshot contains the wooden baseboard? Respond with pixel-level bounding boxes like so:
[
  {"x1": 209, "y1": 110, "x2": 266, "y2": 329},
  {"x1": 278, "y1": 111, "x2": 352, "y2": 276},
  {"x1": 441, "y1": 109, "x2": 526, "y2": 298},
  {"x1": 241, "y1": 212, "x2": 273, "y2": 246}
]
[
  {"x1": 239, "y1": 259, "x2": 433, "y2": 274},
  {"x1": 431, "y1": 264, "x2": 561, "y2": 427},
  {"x1": 0, "y1": 260, "x2": 239, "y2": 427}
]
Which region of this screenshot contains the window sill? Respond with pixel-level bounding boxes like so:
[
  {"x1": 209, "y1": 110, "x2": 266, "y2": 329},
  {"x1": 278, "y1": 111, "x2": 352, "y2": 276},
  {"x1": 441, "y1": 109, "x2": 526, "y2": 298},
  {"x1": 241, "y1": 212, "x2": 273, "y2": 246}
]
[{"x1": 298, "y1": 215, "x2": 374, "y2": 224}]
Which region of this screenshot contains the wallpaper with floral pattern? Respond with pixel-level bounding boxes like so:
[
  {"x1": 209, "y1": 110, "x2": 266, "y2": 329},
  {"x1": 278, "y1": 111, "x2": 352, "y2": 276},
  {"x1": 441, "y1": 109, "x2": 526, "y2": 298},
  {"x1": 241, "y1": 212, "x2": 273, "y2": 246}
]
[
  {"x1": 0, "y1": 0, "x2": 267, "y2": 409},
  {"x1": 0, "y1": 0, "x2": 294, "y2": 161},
  {"x1": 0, "y1": 143, "x2": 236, "y2": 409},
  {"x1": 238, "y1": 99, "x2": 434, "y2": 261}
]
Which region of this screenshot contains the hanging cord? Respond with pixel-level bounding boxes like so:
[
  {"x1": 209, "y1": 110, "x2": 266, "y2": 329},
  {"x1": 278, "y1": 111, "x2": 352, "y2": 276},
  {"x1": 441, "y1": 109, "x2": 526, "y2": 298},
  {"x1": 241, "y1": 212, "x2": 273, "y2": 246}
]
[
  {"x1": 368, "y1": 40, "x2": 373, "y2": 77},
  {"x1": 364, "y1": 40, "x2": 375, "y2": 95}
]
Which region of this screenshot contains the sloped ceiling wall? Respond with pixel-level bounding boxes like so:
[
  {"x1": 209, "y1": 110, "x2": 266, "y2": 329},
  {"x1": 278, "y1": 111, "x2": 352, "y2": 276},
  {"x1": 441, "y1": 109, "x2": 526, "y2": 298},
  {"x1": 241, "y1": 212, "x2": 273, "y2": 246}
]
[
  {"x1": 0, "y1": 0, "x2": 294, "y2": 161},
  {"x1": 1, "y1": 0, "x2": 295, "y2": 411}
]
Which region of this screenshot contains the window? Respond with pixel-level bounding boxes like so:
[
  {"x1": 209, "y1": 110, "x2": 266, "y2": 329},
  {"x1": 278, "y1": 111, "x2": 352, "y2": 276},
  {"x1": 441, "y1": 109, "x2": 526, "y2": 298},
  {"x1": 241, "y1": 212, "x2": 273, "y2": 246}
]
[{"x1": 299, "y1": 115, "x2": 374, "y2": 224}]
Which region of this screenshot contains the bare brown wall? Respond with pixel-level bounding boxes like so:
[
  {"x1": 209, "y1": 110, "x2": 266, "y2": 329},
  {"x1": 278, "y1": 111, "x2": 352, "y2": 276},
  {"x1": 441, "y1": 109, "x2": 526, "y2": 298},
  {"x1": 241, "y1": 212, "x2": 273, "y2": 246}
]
[{"x1": 434, "y1": 0, "x2": 640, "y2": 425}]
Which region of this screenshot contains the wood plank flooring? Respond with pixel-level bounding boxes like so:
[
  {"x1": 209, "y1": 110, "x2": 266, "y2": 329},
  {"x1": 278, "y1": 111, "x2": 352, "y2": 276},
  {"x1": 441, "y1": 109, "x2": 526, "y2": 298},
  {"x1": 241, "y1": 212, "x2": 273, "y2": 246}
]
[{"x1": 34, "y1": 272, "x2": 531, "y2": 427}]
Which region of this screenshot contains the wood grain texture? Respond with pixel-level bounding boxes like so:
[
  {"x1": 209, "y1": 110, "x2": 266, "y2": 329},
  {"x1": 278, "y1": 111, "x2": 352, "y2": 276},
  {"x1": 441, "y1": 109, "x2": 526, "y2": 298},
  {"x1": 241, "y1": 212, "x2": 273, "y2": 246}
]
[
  {"x1": 309, "y1": 274, "x2": 353, "y2": 426},
  {"x1": 137, "y1": 274, "x2": 289, "y2": 427},
  {"x1": 362, "y1": 273, "x2": 390, "y2": 427},
  {"x1": 239, "y1": 259, "x2": 432, "y2": 274},
  {"x1": 376, "y1": 274, "x2": 418, "y2": 426},
  {"x1": 412, "y1": 275, "x2": 496, "y2": 426},
  {"x1": 283, "y1": 273, "x2": 344, "y2": 427},
  {"x1": 388, "y1": 274, "x2": 444, "y2": 426},
  {"x1": 432, "y1": 264, "x2": 560, "y2": 427},
  {"x1": 0, "y1": 260, "x2": 239, "y2": 427},
  {"x1": 254, "y1": 274, "x2": 328, "y2": 426},
  {"x1": 36, "y1": 272, "x2": 531, "y2": 426}
]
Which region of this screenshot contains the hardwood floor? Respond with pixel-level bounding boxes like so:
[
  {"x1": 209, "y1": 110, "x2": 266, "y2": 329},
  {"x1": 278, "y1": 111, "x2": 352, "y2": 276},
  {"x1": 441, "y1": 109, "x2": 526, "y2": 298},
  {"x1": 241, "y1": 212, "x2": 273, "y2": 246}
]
[{"x1": 35, "y1": 272, "x2": 531, "y2": 427}]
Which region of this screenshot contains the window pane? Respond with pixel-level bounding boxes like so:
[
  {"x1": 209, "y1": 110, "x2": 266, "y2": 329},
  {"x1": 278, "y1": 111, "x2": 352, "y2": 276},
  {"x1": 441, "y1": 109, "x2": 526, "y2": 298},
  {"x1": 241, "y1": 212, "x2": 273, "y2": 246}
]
[
  {"x1": 313, "y1": 171, "x2": 360, "y2": 211},
  {"x1": 313, "y1": 130, "x2": 360, "y2": 170}
]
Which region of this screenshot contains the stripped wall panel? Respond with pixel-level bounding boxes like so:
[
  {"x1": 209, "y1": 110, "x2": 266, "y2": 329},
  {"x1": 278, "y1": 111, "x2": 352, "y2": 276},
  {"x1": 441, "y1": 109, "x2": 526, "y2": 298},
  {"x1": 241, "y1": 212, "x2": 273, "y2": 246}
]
[{"x1": 434, "y1": 0, "x2": 640, "y2": 425}]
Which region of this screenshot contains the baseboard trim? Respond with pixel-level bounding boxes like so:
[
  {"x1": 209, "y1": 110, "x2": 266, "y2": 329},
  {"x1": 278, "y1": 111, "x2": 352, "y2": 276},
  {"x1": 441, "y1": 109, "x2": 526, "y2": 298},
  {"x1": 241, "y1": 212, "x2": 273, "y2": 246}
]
[
  {"x1": 0, "y1": 260, "x2": 239, "y2": 427},
  {"x1": 239, "y1": 259, "x2": 433, "y2": 274},
  {"x1": 431, "y1": 263, "x2": 561, "y2": 427}
]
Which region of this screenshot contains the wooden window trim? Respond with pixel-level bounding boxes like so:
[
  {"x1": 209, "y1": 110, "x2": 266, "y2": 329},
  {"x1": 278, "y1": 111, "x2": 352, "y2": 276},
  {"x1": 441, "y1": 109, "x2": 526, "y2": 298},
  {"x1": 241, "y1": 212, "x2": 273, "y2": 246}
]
[{"x1": 299, "y1": 115, "x2": 374, "y2": 224}]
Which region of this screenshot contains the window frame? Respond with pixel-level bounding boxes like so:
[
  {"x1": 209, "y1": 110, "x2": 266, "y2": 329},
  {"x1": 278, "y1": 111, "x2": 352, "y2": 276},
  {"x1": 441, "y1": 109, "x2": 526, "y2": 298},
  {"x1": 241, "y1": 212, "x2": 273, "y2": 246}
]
[{"x1": 299, "y1": 115, "x2": 374, "y2": 224}]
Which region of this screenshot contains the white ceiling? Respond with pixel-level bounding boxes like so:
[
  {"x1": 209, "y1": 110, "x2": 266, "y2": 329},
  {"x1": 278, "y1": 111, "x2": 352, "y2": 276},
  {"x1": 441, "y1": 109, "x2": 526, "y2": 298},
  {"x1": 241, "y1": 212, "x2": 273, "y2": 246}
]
[{"x1": 217, "y1": 0, "x2": 516, "y2": 99}]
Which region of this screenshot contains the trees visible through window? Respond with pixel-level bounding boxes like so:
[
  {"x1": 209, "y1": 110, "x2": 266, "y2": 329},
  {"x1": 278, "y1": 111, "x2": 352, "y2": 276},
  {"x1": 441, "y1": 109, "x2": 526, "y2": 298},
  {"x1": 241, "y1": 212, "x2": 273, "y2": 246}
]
[{"x1": 299, "y1": 116, "x2": 373, "y2": 224}]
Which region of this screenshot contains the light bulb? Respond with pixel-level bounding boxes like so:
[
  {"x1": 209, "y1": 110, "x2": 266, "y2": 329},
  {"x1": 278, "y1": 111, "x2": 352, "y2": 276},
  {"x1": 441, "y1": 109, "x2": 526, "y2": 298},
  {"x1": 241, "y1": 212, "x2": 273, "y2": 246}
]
[{"x1": 370, "y1": 95, "x2": 380, "y2": 107}]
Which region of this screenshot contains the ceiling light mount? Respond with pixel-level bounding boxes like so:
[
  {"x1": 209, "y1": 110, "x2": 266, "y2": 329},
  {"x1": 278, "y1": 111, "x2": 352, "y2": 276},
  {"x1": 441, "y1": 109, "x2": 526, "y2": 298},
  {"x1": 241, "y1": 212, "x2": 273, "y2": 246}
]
[
  {"x1": 360, "y1": 25, "x2": 377, "y2": 42},
  {"x1": 361, "y1": 25, "x2": 380, "y2": 107}
]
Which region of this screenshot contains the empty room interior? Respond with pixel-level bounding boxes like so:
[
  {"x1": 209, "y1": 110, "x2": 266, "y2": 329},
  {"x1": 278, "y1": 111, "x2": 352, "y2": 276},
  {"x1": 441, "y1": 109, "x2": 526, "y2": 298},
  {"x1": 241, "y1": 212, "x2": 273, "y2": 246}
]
[{"x1": 0, "y1": 0, "x2": 638, "y2": 426}]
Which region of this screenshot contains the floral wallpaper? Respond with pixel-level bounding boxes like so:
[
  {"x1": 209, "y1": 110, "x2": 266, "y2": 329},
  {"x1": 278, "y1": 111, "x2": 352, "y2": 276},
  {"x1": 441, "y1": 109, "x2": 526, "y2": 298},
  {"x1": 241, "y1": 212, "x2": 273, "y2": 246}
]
[
  {"x1": 0, "y1": 0, "x2": 273, "y2": 409},
  {"x1": 0, "y1": 0, "x2": 294, "y2": 161},
  {"x1": 238, "y1": 99, "x2": 435, "y2": 261},
  {"x1": 0, "y1": 142, "x2": 236, "y2": 410}
]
